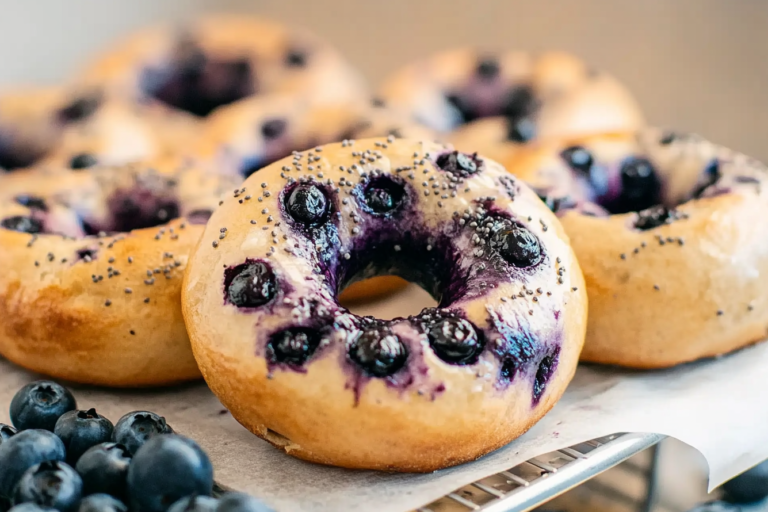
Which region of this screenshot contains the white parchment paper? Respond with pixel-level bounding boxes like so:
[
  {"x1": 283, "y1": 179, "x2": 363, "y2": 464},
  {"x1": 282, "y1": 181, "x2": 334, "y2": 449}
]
[{"x1": 1, "y1": 285, "x2": 766, "y2": 512}]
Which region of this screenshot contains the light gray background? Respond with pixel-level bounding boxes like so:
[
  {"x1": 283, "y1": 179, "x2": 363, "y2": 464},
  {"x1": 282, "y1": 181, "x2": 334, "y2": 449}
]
[{"x1": 0, "y1": 0, "x2": 766, "y2": 160}]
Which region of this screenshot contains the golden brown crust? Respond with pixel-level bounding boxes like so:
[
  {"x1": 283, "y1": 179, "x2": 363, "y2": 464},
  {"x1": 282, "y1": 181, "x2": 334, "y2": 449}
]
[
  {"x1": 0, "y1": 160, "x2": 238, "y2": 386},
  {"x1": 505, "y1": 128, "x2": 768, "y2": 367},
  {"x1": 74, "y1": 15, "x2": 368, "y2": 113},
  {"x1": 182, "y1": 137, "x2": 587, "y2": 471}
]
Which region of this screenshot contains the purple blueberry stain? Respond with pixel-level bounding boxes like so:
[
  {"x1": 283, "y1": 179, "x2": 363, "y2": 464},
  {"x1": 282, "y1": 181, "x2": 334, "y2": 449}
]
[{"x1": 224, "y1": 260, "x2": 277, "y2": 308}]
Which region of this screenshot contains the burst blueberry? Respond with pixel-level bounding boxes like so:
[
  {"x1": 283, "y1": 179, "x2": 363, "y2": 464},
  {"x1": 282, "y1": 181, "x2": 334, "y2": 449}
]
[
  {"x1": 533, "y1": 349, "x2": 560, "y2": 404},
  {"x1": 75, "y1": 443, "x2": 131, "y2": 499},
  {"x1": 266, "y1": 328, "x2": 321, "y2": 366},
  {"x1": 225, "y1": 261, "x2": 277, "y2": 308},
  {"x1": 491, "y1": 223, "x2": 542, "y2": 268},
  {"x1": 127, "y1": 435, "x2": 213, "y2": 512},
  {"x1": 77, "y1": 494, "x2": 128, "y2": 512},
  {"x1": 362, "y1": 177, "x2": 406, "y2": 215},
  {"x1": 349, "y1": 328, "x2": 408, "y2": 377},
  {"x1": 436, "y1": 151, "x2": 481, "y2": 177},
  {"x1": 13, "y1": 461, "x2": 82, "y2": 512},
  {"x1": 54, "y1": 408, "x2": 114, "y2": 464},
  {"x1": 112, "y1": 411, "x2": 173, "y2": 455},
  {"x1": 10, "y1": 381, "x2": 77, "y2": 432},
  {"x1": 285, "y1": 185, "x2": 328, "y2": 225}
]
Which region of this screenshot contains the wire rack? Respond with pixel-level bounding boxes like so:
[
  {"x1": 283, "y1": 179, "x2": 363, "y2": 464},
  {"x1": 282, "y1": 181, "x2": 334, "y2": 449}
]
[{"x1": 412, "y1": 432, "x2": 666, "y2": 512}]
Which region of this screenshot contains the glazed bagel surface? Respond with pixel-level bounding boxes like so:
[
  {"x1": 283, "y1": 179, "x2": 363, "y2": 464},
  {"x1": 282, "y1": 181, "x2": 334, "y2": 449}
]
[
  {"x1": 506, "y1": 128, "x2": 768, "y2": 368},
  {"x1": 182, "y1": 137, "x2": 587, "y2": 471},
  {"x1": 0, "y1": 159, "x2": 238, "y2": 386}
]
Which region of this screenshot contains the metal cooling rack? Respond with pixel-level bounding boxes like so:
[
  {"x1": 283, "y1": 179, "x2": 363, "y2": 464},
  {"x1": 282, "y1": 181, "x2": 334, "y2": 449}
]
[{"x1": 413, "y1": 432, "x2": 666, "y2": 512}]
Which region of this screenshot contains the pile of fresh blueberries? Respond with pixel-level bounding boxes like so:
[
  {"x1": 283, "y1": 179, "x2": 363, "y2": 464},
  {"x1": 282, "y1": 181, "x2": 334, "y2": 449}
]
[{"x1": 0, "y1": 381, "x2": 273, "y2": 512}]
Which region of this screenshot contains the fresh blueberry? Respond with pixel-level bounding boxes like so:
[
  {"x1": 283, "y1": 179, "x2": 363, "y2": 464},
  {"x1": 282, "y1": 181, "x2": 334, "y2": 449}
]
[
  {"x1": 266, "y1": 328, "x2": 321, "y2": 366},
  {"x1": 217, "y1": 493, "x2": 275, "y2": 512},
  {"x1": 436, "y1": 151, "x2": 481, "y2": 178},
  {"x1": 0, "y1": 430, "x2": 66, "y2": 499},
  {"x1": 127, "y1": 435, "x2": 213, "y2": 512},
  {"x1": 285, "y1": 185, "x2": 329, "y2": 225},
  {"x1": 13, "y1": 461, "x2": 82, "y2": 512},
  {"x1": 0, "y1": 424, "x2": 17, "y2": 445},
  {"x1": 8, "y1": 503, "x2": 58, "y2": 512},
  {"x1": 113, "y1": 411, "x2": 173, "y2": 455},
  {"x1": 168, "y1": 495, "x2": 218, "y2": 512},
  {"x1": 426, "y1": 316, "x2": 484, "y2": 365},
  {"x1": 54, "y1": 408, "x2": 114, "y2": 464},
  {"x1": 225, "y1": 262, "x2": 277, "y2": 309},
  {"x1": 77, "y1": 494, "x2": 127, "y2": 512},
  {"x1": 686, "y1": 501, "x2": 742, "y2": 512},
  {"x1": 721, "y1": 459, "x2": 768, "y2": 504},
  {"x1": 75, "y1": 442, "x2": 131, "y2": 499},
  {"x1": 491, "y1": 223, "x2": 542, "y2": 268},
  {"x1": 1, "y1": 216, "x2": 44, "y2": 234},
  {"x1": 361, "y1": 177, "x2": 406, "y2": 215},
  {"x1": 349, "y1": 328, "x2": 408, "y2": 377},
  {"x1": 10, "y1": 381, "x2": 77, "y2": 432},
  {"x1": 69, "y1": 154, "x2": 98, "y2": 170}
]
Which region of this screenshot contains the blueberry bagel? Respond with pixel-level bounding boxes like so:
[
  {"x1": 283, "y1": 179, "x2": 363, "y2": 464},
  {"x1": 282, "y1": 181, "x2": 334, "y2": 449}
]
[
  {"x1": 195, "y1": 97, "x2": 437, "y2": 301},
  {"x1": 182, "y1": 138, "x2": 587, "y2": 471},
  {"x1": 75, "y1": 15, "x2": 367, "y2": 118},
  {"x1": 0, "y1": 159, "x2": 239, "y2": 386},
  {"x1": 506, "y1": 128, "x2": 768, "y2": 368},
  {"x1": 377, "y1": 49, "x2": 643, "y2": 136}
]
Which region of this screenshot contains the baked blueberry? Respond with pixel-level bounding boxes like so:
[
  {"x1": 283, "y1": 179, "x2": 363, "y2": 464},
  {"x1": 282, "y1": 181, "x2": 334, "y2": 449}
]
[
  {"x1": 127, "y1": 435, "x2": 213, "y2": 512},
  {"x1": 560, "y1": 146, "x2": 593, "y2": 174},
  {"x1": 75, "y1": 442, "x2": 131, "y2": 499},
  {"x1": 225, "y1": 262, "x2": 277, "y2": 308},
  {"x1": 266, "y1": 328, "x2": 321, "y2": 366},
  {"x1": 476, "y1": 58, "x2": 500, "y2": 80},
  {"x1": 533, "y1": 349, "x2": 560, "y2": 404},
  {"x1": 0, "y1": 424, "x2": 17, "y2": 445},
  {"x1": 69, "y1": 154, "x2": 98, "y2": 170},
  {"x1": 77, "y1": 494, "x2": 127, "y2": 512},
  {"x1": 610, "y1": 157, "x2": 660, "y2": 213},
  {"x1": 10, "y1": 381, "x2": 77, "y2": 432},
  {"x1": 436, "y1": 151, "x2": 481, "y2": 178},
  {"x1": 8, "y1": 503, "x2": 58, "y2": 512},
  {"x1": 491, "y1": 223, "x2": 542, "y2": 268},
  {"x1": 0, "y1": 430, "x2": 66, "y2": 499},
  {"x1": 14, "y1": 196, "x2": 47, "y2": 211},
  {"x1": 721, "y1": 459, "x2": 768, "y2": 504},
  {"x1": 361, "y1": 177, "x2": 406, "y2": 215},
  {"x1": 444, "y1": 94, "x2": 474, "y2": 124},
  {"x1": 168, "y1": 495, "x2": 218, "y2": 512},
  {"x1": 349, "y1": 328, "x2": 408, "y2": 377},
  {"x1": 285, "y1": 185, "x2": 329, "y2": 225},
  {"x1": 692, "y1": 159, "x2": 721, "y2": 198},
  {"x1": 285, "y1": 49, "x2": 307, "y2": 67},
  {"x1": 112, "y1": 411, "x2": 173, "y2": 455},
  {"x1": 634, "y1": 205, "x2": 679, "y2": 231},
  {"x1": 58, "y1": 96, "x2": 100, "y2": 123},
  {"x1": 188, "y1": 209, "x2": 214, "y2": 225},
  {"x1": 13, "y1": 461, "x2": 82, "y2": 512},
  {"x1": 260, "y1": 119, "x2": 287, "y2": 140},
  {"x1": 426, "y1": 316, "x2": 484, "y2": 365},
  {"x1": 1, "y1": 216, "x2": 44, "y2": 234},
  {"x1": 54, "y1": 408, "x2": 114, "y2": 464},
  {"x1": 217, "y1": 493, "x2": 275, "y2": 512},
  {"x1": 506, "y1": 117, "x2": 536, "y2": 143},
  {"x1": 502, "y1": 85, "x2": 537, "y2": 121}
]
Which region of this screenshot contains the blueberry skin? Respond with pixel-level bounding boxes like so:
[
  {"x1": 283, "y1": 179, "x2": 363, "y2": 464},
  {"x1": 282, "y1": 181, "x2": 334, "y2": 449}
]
[
  {"x1": 75, "y1": 442, "x2": 131, "y2": 499},
  {"x1": 10, "y1": 381, "x2": 77, "y2": 432},
  {"x1": 216, "y1": 493, "x2": 276, "y2": 512},
  {"x1": 721, "y1": 459, "x2": 768, "y2": 504},
  {"x1": 168, "y1": 495, "x2": 218, "y2": 512},
  {"x1": 0, "y1": 424, "x2": 17, "y2": 445},
  {"x1": 112, "y1": 411, "x2": 173, "y2": 455},
  {"x1": 13, "y1": 461, "x2": 82, "y2": 512},
  {"x1": 54, "y1": 409, "x2": 114, "y2": 464},
  {"x1": 8, "y1": 504, "x2": 58, "y2": 512},
  {"x1": 77, "y1": 494, "x2": 128, "y2": 512},
  {"x1": 687, "y1": 501, "x2": 742, "y2": 512},
  {"x1": 0, "y1": 430, "x2": 66, "y2": 499},
  {"x1": 127, "y1": 435, "x2": 213, "y2": 512}
]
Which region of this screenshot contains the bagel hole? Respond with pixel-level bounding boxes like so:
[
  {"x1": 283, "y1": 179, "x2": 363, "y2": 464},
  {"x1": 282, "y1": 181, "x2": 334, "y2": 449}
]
[
  {"x1": 339, "y1": 277, "x2": 437, "y2": 320},
  {"x1": 142, "y1": 39, "x2": 255, "y2": 117}
]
